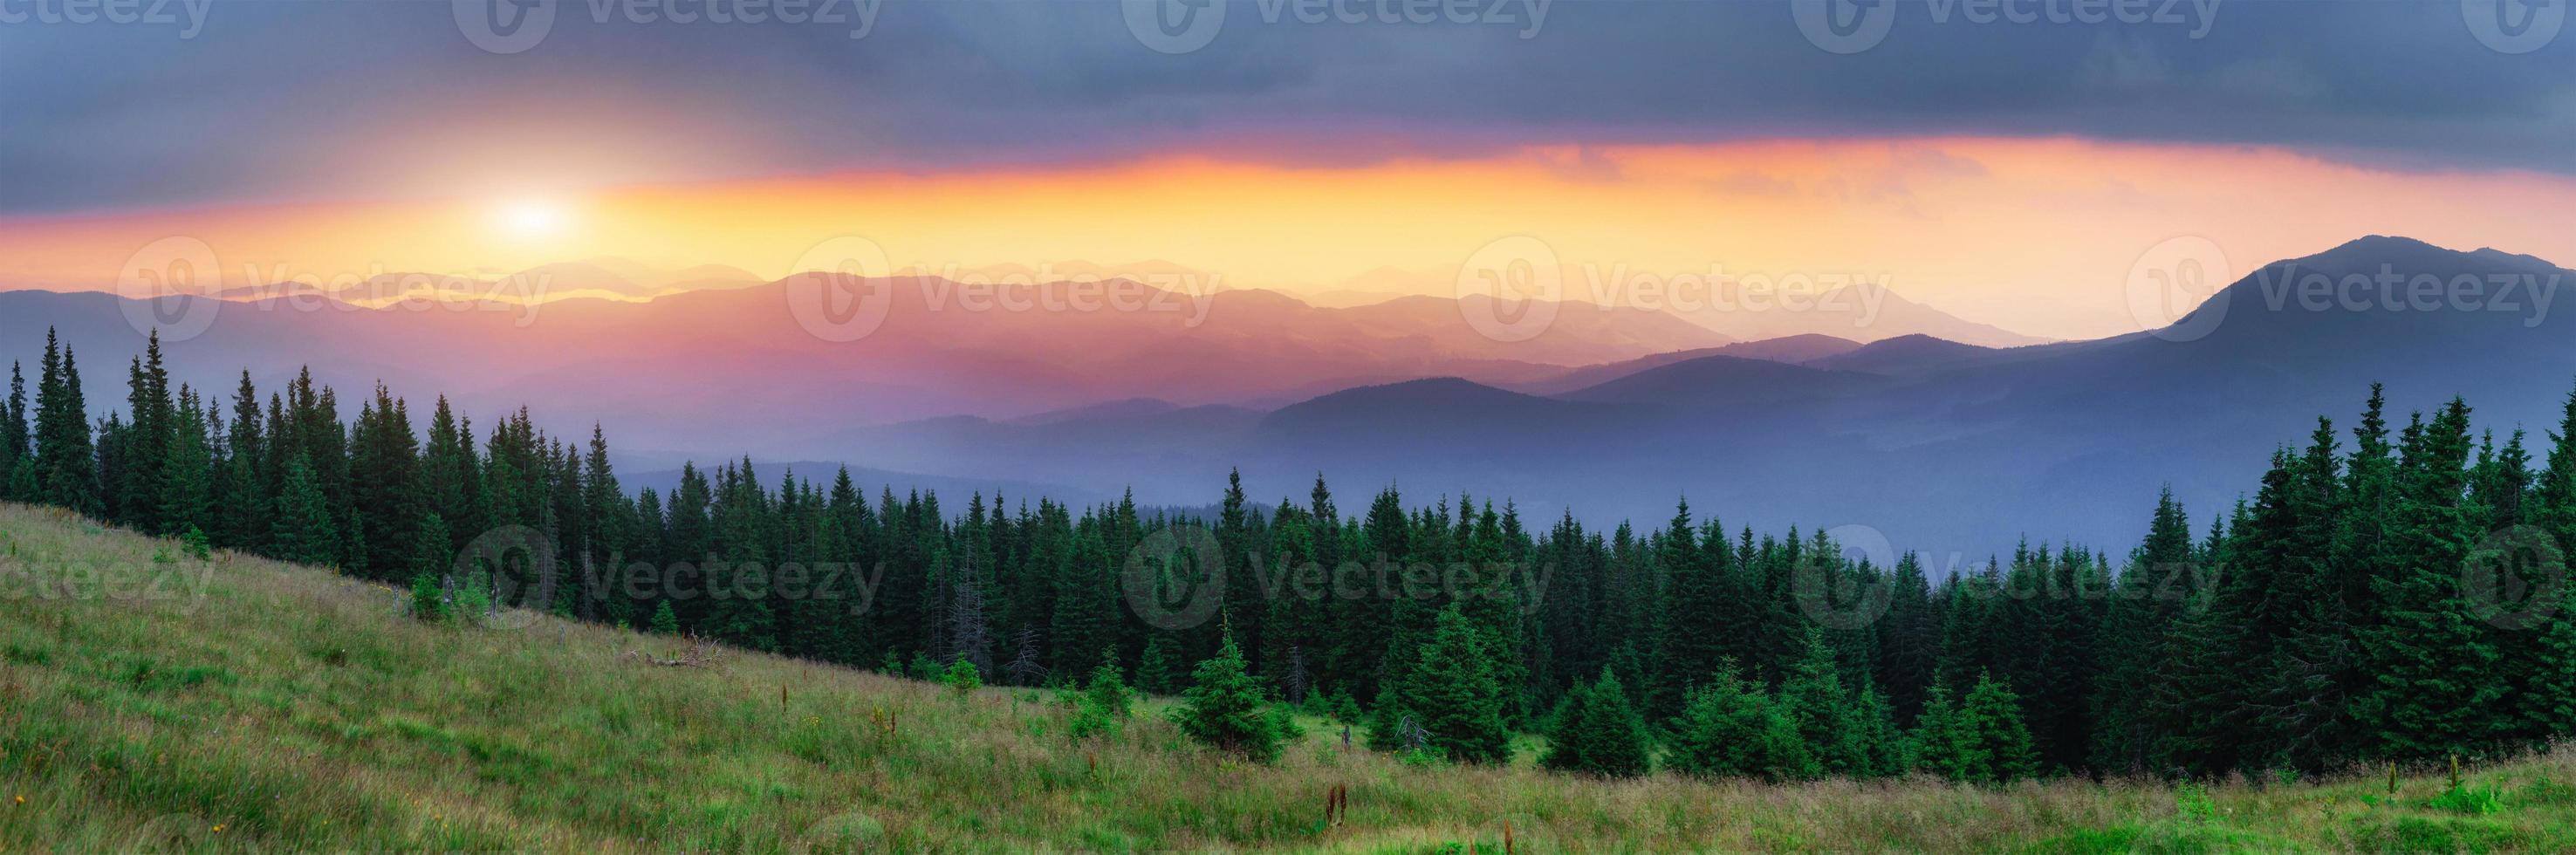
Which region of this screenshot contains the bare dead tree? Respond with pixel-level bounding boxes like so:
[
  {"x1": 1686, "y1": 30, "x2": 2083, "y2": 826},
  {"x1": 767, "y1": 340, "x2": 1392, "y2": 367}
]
[
  {"x1": 1005, "y1": 627, "x2": 1047, "y2": 686},
  {"x1": 1285, "y1": 645, "x2": 1310, "y2": 705},
  {"x1": 948, "y1": 569, "x2": 993, "y2": 675}
]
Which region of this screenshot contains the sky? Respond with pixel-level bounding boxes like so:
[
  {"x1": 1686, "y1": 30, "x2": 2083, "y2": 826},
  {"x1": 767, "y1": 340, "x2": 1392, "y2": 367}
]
[{"x1": 3, "y1": 0, "x2": 2573, "y2": 339}]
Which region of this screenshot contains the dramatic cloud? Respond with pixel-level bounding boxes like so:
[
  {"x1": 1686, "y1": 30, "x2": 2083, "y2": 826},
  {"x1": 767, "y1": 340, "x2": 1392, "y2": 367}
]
[{"x1": 2, "y1": 1, "x2": 2568, "y2": 215}]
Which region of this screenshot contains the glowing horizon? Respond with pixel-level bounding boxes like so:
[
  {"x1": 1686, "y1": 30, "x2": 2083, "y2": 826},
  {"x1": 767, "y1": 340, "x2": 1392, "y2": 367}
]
[{"x1": 6, "y1": 136, "x2": 2575, "y2": 340}]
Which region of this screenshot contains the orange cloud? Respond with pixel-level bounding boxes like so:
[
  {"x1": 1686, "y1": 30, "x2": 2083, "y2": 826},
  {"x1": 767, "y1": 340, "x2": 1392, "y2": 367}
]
[{"x1": 6, "y1": 137, "x2": 2573, "y2": 339}]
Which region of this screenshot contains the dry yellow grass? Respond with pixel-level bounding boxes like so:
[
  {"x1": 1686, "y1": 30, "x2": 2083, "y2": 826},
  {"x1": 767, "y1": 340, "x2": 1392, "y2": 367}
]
[{"x1": 3, "y1": 501, "x2": 2572, "y2": 852}]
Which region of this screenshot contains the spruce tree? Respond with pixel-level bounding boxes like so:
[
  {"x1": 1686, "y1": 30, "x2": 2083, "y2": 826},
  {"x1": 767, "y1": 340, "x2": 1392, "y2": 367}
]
[
  {"x1": 1908, "y1": 679, "x2": 1984, "y2": 783},
  {"x1": 699, "y1": 461, "x2": 781, "y2": 652},
  {"x1": 1667, "y1": 666, "x2": 1814, "y2": 782},
  {"x1": 122, "y1": 332, "x2": 176, "y2": 534},
  {"x1": 1366, "y1": 682, "x2": 1414, "y2": 752},
  {"x1": 212, "y1": 371, "x2": 271, "y2": 549},
  {"x1": 1852, "y1": 682, "x2": 1908, "y2": 777},
  {"x1": 1071, "y1": 651, "x2": 1134, "y2": 739},
  {"x1": 2354, "y1": 400, "x2": 2503, "y2": 761},
  {"x1": 1779, "y1": 626, "x2": 1867, "y2": 776},
  {"x1": 942, "y1": 659, "x2": 983, "y2": 698},
  {"x1": 410, "y1": 571, "x2": 446, "y2": 622},
  {"x1": 2311, "y1": 389, "x2": 2394, "y2": 746},
  {"x1": 1540, "y1": 667, "x2": 1650, "y2": 777},
  {"x1": 1875, "y1": 551, "x2": 1939, "y2": 720},
  {"x1": 1539, "y1": 680, "x2": 1595, "y2": 772},
  {"x1": 349, "y1": 383, "x2": 423, "y2": 581},
  {"x1": 2518, "y1": 382, "x2": 2576, "y2": 745},
  {"x1": 1048, "y1": 527, "x2": 1115, "y2": 678},
  {"x1": 414, "y1": 513, "x2": 455, "y2": 581},
  {"x1": 161, "y1": 385, "x2": 216, "y2": 537},
  {"x1": 585, "y1": 428, "x2": 634, "y2": 628},
  {"x1": 271, "y1": 451, "x2": 339, "y2": 567},
  {"x1": 2091, "y1": 489, "x2": 2194, "y2": 773},
  {"x1": 2265, "y1": 418, "x2": 2358, "y2": 771},
  {"x1": 1170, "y1": 630, "x2": 1283, "y2": 763},
  {"x1": 1326, "y1": 687, "x2": 1363, "y2": 725},
  {"x1": 1959, "y1": 672, "x2": 2040, "y2": 783},
  {"x1": 1085, "y1": 647, "x2": 1134, "y2": 720},
  {"x1": 1138, "y1": 634, "x2": 1182, "y2": 695},
  {"x1": 3, "y1": 458, "x2": 34, "y2": 504},
  {"x1": 94, "y1": 411, "x2": 127, "y2": 525},
  {"x1": 409, "y1": 514, "x2": 456, "y2": 621},
  {"x1": 0, "y1": 361, "x2": 26, "y2": 501},
  {"x1": 1402, "y1": 605, "x2": 1513, "y2": 764},
  {"x1": 32, "y1": 331, "x2": 99, "y2": 514},
  {"x1": 1653, "y1": 500, "x2": 1729, "y2": 716}
]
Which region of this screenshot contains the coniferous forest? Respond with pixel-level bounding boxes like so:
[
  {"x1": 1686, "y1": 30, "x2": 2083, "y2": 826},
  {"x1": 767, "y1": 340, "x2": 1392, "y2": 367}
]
[{"x1": 7, "y1": 327, "x2": 2576, "y2": 783}]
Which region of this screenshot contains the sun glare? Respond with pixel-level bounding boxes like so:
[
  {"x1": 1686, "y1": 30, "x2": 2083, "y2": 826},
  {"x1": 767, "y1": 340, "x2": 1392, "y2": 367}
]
[{"x1": 491, "y1": 198, "x2": 572, "y2": 240}]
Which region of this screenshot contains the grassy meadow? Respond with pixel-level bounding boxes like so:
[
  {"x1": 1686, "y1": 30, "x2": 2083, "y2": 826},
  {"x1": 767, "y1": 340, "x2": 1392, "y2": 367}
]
[{"x1": 2, "y1": 501, "x2": 2573, "y2": 852}]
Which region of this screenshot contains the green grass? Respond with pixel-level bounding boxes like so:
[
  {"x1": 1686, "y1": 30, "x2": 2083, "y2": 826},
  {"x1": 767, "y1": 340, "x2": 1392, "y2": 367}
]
[{"x1": 4, "y1": 502, "x2": 2576, "y2": 852}]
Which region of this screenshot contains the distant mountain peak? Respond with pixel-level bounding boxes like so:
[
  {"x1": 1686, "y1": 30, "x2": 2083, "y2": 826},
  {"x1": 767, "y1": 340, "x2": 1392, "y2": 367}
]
[
  {"x1": 1365, "y1": 376, "x2": 1511, "y2": 395},
  {"x1": 2169, "y1": 235, "x2": 2573, "y2": 345},
  {"x1": 1802, "y1": 333, "x2": 2003, "y2": 376},
  {"x1": 2322, "y1": 234, "x2": 2442, "y2": 256},
  {"x1": 1674, "y1": 281, "x2": 2048, "y2": 348},
  {"x1": 2282, "y1": 235, "x2": 2567, "y2": 276}
]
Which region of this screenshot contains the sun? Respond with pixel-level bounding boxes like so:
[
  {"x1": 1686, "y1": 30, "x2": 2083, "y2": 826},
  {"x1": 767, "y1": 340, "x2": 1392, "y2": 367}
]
[{"x1": 490, "y1": 198, "x2": 573, "y2": 241}]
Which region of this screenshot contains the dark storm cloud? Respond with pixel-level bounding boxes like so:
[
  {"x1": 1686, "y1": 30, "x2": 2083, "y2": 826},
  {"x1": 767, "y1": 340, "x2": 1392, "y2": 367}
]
[{"x1": 0, "y1": 0, "x2": 2567, "y2": 215}]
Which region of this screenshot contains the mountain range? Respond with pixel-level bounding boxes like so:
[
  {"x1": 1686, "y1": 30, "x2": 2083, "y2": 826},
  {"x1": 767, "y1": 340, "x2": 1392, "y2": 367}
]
[
  {"x1": 209, "y1": 257, "x2": 772, "y2": 305},
  {"x1": 766, "y1": 236, "x2": 2576, "y2": 559},
  {"x1": 0, "y1": 276, "x2": 1724, "y2": 455},
  {"x1": 5, "y1": 236, "x2": 2560, "y2": 559},
  {"x1": 1244, "y1": 264, "x2": 2053, "y2": 347}
]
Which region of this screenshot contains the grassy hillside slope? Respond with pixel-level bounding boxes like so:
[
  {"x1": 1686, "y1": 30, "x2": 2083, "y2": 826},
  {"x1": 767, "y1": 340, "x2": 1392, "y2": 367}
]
[{"x1": 2, "y1": 502, "x2": 2573, "y2": 852}]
